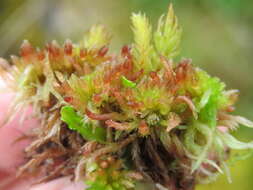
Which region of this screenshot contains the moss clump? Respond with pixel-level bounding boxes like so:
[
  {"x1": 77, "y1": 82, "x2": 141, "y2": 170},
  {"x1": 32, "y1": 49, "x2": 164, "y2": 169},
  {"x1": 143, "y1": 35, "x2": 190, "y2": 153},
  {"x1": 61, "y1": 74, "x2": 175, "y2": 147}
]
[{"x1": 1, "y1": 4, "x2": 253, "y2": 190}]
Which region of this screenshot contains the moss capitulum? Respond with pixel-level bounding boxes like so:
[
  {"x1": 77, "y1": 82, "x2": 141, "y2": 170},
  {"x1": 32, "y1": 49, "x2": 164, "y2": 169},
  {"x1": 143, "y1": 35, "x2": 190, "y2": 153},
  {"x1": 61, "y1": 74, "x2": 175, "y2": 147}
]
[{"x1": 1, "y1": 4, "x2": 253, "y2": 190}]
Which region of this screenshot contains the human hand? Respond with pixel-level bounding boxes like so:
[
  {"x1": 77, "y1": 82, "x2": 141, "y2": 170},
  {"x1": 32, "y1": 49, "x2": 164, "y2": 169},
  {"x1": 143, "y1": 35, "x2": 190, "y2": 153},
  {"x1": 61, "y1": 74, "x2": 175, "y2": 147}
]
[{"x1": 0, "y1": 93, "x2": 85, "y2": 190}]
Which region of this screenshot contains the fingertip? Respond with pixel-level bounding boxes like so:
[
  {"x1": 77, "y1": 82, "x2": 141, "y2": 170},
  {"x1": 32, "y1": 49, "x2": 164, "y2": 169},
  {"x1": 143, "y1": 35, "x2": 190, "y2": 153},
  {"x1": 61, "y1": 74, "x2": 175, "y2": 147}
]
[
  {"x1": 0, "y1": 93, "x2": 38, "y2": 173},
  {"x1": 62, "y1": 180, "x2": 86, "y2": 190},
  {"x1": 0, "y1": 94, "x2": 85, "y2": 190},
  {"x1": 29, "y1": 177, "x2": 85, "y2": 190}
]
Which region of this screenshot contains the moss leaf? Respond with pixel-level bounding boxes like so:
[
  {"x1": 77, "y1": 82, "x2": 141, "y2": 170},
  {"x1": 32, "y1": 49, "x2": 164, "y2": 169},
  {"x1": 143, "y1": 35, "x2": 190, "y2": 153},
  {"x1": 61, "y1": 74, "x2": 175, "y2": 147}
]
[
  {"x1": 121, "y1": 76, "x2": 136, "y2": 88},
  {"x1": 60, "y1": 106, "x2": 106, "y2": 143}
]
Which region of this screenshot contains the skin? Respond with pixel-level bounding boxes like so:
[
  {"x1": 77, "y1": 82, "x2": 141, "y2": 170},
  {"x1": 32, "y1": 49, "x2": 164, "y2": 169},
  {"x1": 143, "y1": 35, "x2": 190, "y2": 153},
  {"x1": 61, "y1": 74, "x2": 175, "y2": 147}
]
[{"x1": 0, "y1": 93, "x2": 85, "y2": 190}]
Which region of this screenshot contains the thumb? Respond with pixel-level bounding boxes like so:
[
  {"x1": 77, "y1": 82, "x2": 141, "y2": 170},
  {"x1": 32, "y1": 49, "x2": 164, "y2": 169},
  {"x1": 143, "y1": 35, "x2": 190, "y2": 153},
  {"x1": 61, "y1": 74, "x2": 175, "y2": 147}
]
[
  {"x1": 0, "y1": 92, "x2": 37, "y2": 190},
  {"x1": 0, "y1": 92, "x2": 85, "y2": 190},
  {"x1": 30, "y1": 177, "x2": 85, "y2": 190}
]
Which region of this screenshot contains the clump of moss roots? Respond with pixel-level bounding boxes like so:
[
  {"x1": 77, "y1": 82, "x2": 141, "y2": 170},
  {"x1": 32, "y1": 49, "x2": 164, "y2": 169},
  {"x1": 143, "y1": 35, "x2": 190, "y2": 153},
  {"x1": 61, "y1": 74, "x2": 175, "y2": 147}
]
[{"x1": 1, "y1": 4, "x2": 253, "y2": 190}]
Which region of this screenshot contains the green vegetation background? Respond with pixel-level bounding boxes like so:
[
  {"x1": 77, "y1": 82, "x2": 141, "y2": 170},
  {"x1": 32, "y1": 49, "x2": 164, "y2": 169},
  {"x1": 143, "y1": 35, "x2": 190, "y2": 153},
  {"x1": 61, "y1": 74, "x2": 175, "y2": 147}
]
[{"x1": 0, "y1": 0, "x2": 252, "y2": 189}]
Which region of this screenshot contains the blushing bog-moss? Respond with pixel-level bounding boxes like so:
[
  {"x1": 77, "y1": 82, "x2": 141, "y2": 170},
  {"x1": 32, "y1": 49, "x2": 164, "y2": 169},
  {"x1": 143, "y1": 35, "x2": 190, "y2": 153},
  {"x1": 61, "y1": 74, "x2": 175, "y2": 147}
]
[{"x1": 1, "y1": 4, "x2": 253, "y2": 190}]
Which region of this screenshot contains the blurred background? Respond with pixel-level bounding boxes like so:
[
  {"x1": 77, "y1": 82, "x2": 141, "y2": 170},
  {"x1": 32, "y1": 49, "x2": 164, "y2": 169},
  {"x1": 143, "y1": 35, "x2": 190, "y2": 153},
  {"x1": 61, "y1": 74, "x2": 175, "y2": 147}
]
[{"x1": 0, "y1": 0, "x2": 252, "y2": 189}]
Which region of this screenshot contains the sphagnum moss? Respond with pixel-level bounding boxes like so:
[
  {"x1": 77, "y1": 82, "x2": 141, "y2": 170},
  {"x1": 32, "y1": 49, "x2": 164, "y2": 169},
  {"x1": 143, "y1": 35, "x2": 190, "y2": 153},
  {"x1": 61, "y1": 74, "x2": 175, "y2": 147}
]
[{"x1": 1, "y1": 4, "x2": 253, "y2": 190}]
